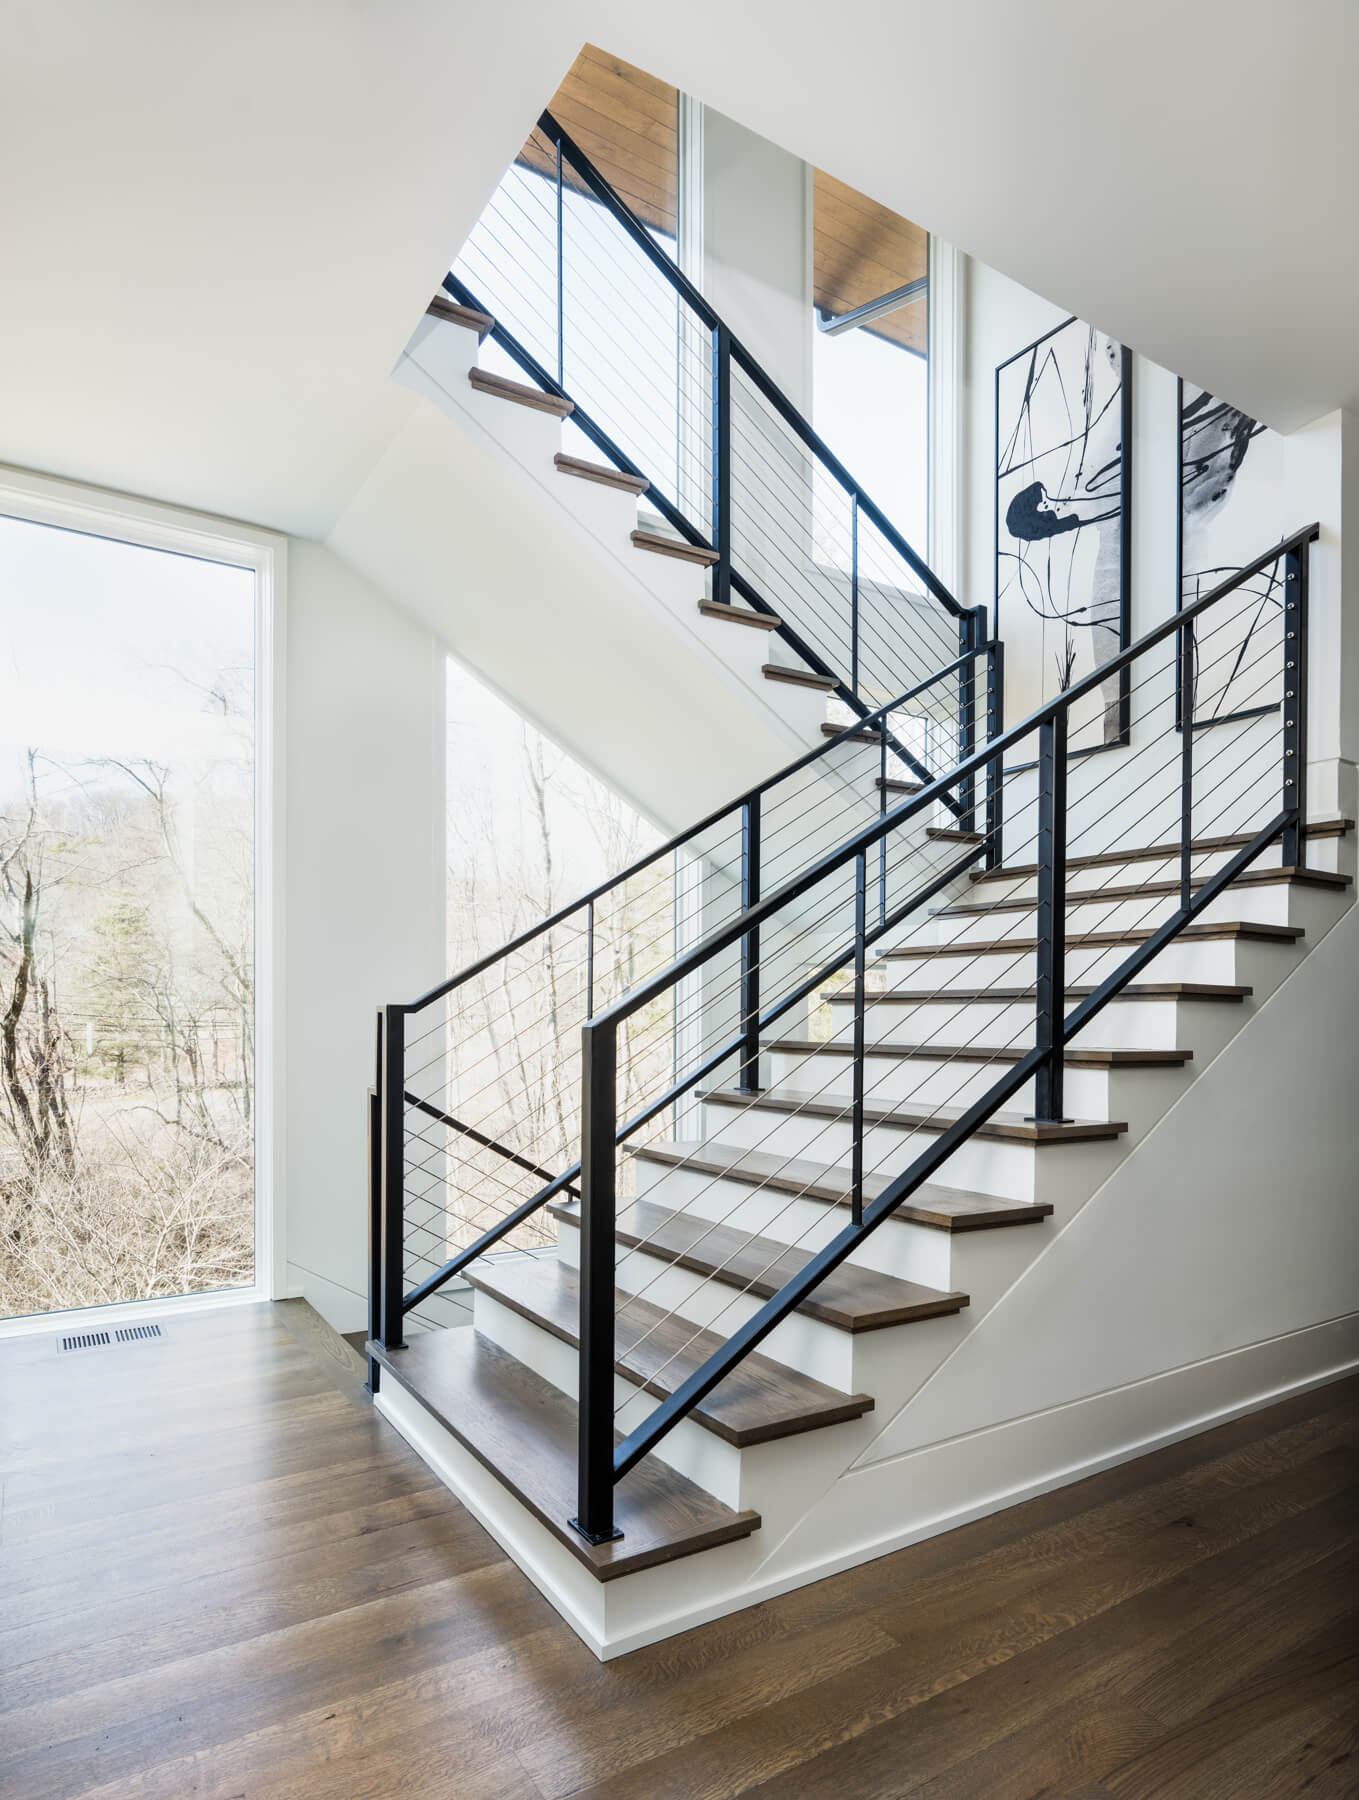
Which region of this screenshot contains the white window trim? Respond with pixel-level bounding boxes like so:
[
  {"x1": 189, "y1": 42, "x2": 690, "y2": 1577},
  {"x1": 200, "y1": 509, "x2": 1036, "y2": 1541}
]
[{"x1": 0, "y1": 464, "x2": 286, "y2": 1338}]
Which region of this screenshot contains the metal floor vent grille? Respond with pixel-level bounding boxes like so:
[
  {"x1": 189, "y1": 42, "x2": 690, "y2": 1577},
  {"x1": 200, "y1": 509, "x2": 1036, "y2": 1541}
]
[{"x1": 57, "y1": 1322, "x2": 166, "y2": 1354}]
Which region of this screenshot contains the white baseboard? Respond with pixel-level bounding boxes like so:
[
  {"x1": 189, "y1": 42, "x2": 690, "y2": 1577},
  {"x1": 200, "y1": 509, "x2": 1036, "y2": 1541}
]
[{"x1": 371, "y1": 1314, "x2": 1359, "y2": 1661}]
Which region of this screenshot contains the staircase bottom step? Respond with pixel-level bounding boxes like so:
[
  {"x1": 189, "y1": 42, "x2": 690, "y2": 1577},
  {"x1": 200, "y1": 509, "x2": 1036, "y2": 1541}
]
[{"x1": 369, "y1": 1329, "x2": 759, "y2": 1581}]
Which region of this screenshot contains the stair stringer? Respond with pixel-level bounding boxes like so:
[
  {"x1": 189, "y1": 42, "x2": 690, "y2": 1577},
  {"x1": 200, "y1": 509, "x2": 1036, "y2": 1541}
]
[{"x1": 741, "y1": 884, "x2": 1359, "y2": 1606}]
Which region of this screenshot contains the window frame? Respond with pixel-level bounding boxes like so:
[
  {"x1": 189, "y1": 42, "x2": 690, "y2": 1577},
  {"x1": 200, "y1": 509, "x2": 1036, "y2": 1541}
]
[{"x1": 0, "y1": 465, "x2": 286, "y2": 1337}]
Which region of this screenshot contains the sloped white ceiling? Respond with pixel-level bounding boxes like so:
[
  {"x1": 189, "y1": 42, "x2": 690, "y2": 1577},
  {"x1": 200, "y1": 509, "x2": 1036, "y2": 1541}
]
[{"x1": 1, "y1": 0, "x2": 1354, "y2": 536}]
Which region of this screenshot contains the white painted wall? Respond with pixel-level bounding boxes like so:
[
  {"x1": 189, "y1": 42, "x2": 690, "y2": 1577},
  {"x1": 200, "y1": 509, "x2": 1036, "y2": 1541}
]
[{"x1": 283, "y1": 541, "x2": 446, "y2": 1331}]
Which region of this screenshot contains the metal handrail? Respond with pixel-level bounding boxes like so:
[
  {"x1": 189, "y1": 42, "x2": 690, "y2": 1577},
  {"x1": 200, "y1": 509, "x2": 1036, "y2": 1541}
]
[
  {"x1": 405, "y1": 648, "x2": 984, "y2": 1016},
  {"x1": 562, "y1": 523, "x2": 1316, "y2": 1540},
  {"x1": 535, "y1": 108, "x2": 964, "y2": 624}
]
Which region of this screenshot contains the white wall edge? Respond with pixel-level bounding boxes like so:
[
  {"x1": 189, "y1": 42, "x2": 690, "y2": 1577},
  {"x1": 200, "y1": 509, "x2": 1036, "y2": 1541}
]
[{"x1": 0, "y1": 1285, "x2": 269, "y2": 1340}]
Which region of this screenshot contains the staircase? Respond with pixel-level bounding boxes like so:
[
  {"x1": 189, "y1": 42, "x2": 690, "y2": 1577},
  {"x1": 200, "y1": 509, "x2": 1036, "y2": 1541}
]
[{"x1": 361, "y1": 113, "x2": 1353, "y2": 1660}]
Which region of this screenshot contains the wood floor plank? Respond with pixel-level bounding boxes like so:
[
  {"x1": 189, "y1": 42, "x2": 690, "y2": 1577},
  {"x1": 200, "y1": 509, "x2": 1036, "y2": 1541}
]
[{"x1": 0, "y1": 1305, "x2": 1352, "y2": 1800}]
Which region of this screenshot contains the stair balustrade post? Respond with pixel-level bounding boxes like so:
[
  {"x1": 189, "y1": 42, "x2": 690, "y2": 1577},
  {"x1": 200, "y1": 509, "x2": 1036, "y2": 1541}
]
[
  {"x1": 851, "y1": 849, "x2": 868, "y2": 1226},
  {"x1": 957, "y1": 608, "x2": 984, "y2": 832},
  {"x1": 1281, "y1": 545, "x2": 1309, "y2": 869},
  {"x1": 738, "y1": 794, "x2": 762, "y2": 1093},
  {"x1": 554, "y1": 131, "x2": 564, "y2": 388},
  {"x1": 573, "y1": 1019, "x2": 622, "y2": 1545},
  {"x1": 984, "y1": 637, "x2": 1005, "y2": 870},
  {"x1": 850, "y1": 492, "x2": 860, "y2": 700},
  {"x1": 365, "y1": 1013, "x2": 383, "y2": 1394},
  {"x1": 1178, "y1": 618, "x2": 1195, "y2": 911},
  {"x1": 378, "y1": 1005, "x2": 408, "y2": 1350},
  {"x1": 710, "y1": 324, "x2": 732, "y2": 607},
  {"x1": 1029, "y1": 711, "x2": 1070, "y2": 1124}
]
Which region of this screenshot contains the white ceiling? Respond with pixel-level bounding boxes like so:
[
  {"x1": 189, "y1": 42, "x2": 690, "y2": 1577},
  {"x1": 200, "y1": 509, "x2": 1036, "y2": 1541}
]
[{"x1": 2, "y1": 1, "x2": 1355, "y2": 538}]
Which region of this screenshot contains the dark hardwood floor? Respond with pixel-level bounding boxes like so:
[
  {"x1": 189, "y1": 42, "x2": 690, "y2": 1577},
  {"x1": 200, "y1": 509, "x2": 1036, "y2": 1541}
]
[{"x1": 0, "y1": 1301, "x2": 1354, "y2": 1799}]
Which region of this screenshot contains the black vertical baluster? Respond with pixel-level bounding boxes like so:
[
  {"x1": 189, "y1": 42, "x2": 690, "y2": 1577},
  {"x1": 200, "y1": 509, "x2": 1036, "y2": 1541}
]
[
  {"x1": 585, "y1": 899, "x2": 595, "y2": 1018},
  {"x1": 957, "y1": 609, "x2": 982, "y2": 831},
  {"x1": 572, "y1": 1021, "x2": 621, "y2": 1545},
  {"x1": 851, "y1": 849, "x2": 868, "y2": 1226},
  {"x1": 379, "y1": 1004, "x2": 408, "y2": 1350},
  {"x1": 1030, "y1": 712, "x2": 1069, "y2": 1123},
  {"x1": 1179, "y1": 618, "x2": 1194, "y2": 910},
  {"x1": 1281, "y1": 546, "x2": 1309, "y2": 869},
  {"x1": 850, "y1": 492, "x2": 860, "y2": 700},
  {"x1": 555, "y1": 134, "x2": 564, "y2": 388},
  {"x1": 738, "y1": 795, "x2": 761, "y2": 1092},
  {"x1": 985, "y1": 638, "x2": 1005, "y2": 870},
  {"x1": 366, "y1": 1012, "x2": 383, "y2": 1394},
  {"x1": 878, "y1": 723, "x2": 888, "y2": 929},
  {"x1": 711, "y1": 324, "x2": 732, "y2": 606}
]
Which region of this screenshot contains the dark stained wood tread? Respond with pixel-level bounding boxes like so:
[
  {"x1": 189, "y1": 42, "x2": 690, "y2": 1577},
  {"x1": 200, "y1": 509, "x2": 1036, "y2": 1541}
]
[
  {"x1": 631, "y1": 1140, "x2": 1054, "y2": 1230},
  {"x1": 368, "y1": 1329, "x2": 758, "y2": 1580},
  {"x1": 762, "y1": 662, "x2": 837, "y2": 692},
  {"x1": 630, "y1": 529, "x2": 720, "y2": 565},
  {"x1": 467, "y1": 366, "x2": 573, "y2": 416},
  {"x1": 877, "y1": 776, "x2": 922, "y2": 796},
  {"x1": 877, "y1": 920, "x2": 1304, "y2": 960},
  {"x1": 767, "y1": 1036, "x2": 1192, "y2": 1069},
  {"x1": 927, "y1": 826, "x2": 985, "y2": 843},
  {"x1": 821, "y1": 721, "x2": 885, "y2": 743},
  {"x1": 827, "y1": 980, "x2": 1253, "y2": 1006},
  {"x1": 552, "y1": 452, "x2": 648, "y2": 494},
  {"x1": 944, "y1": 867, "x2": 1349, "y2": 917},
  {"x1": 549, "y1": 1198, "x2": 968, "y2": 1333},
  {"x1": 464, "y1": 1258, "x2": 873, "y2": 1446},
  {"x1": 970, "y1": 822, "x2": 1353, "y2": 883},
  {"x1": 425, "y1": 294, "x2": 494, "y2": 339},
  {"x1": 697, "y1": 599, "x2": 781, "y2": 629},
  {"x1": 700, "y1": 1086, "x2": 1125, "y2": 1144}
]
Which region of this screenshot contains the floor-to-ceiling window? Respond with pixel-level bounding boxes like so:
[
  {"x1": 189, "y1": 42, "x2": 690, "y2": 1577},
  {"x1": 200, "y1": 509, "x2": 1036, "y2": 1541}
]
[{"x1": 0, "y1": 508, "x2": 259, "y2": 1321}]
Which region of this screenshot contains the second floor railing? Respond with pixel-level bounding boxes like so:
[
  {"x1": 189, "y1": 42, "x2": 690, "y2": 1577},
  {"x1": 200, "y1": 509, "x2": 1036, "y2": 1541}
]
[{"x1": 445, "y1": 108, "x2": 971, "y2": 725}]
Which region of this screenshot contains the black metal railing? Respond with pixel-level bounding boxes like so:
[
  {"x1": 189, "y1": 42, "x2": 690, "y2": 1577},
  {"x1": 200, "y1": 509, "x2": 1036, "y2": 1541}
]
[
  {"x1": 367, "y1": 648, "x2": 991, "y2": 1356},
  {"x1": 371, "y1": 525, "x2": 1316, "y2": 1548},
  {"x1": 445, "y1": 108, "x2": 969, "y2": 722}
]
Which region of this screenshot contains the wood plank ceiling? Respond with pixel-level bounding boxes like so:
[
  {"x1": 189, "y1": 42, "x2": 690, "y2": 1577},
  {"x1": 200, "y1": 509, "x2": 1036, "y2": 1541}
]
[{"x1": 519, "y1": 45, "x2": 927, "y2": 354}]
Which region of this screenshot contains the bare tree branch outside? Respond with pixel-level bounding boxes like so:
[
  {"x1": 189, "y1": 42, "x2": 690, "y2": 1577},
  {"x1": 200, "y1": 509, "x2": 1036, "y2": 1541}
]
[{"x1": 0, "y1": 519, "x2": 255, "y2": 1320}]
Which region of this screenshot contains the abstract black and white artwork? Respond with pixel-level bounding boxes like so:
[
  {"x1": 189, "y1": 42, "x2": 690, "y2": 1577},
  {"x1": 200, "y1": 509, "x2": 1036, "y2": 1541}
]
[
  {"x1": 1178, "y1": 382, "x2": 1287, "y2": 727},
  {"x1": 995, "y1": 318, "x2": 1131, "y2": 756}
]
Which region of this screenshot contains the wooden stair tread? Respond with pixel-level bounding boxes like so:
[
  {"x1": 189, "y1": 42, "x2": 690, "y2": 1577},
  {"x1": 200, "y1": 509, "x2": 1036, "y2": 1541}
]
[
  {"x1": 826, "y1": 980, "x2": 1252, "y2": 1005},
  {"x1": 821, "y1": 725, "x2": 885, "y2": 744},
  {"x1": 701, "y1": 1086, "x2": 1124, "y2": 1144},
  {"x1": 550, "y1": 1199, "x2": 967, "y2": 1333},
  {"x1": 766, "y1": 1037, "x2": 1192, "y2": 1069},
  {"x1": 698, "y1": 599, "x2": 781, "y2": 630},
  {"x1": 927, "y1": 827, "x2": 984, "y2": 844},
  {"x1": 426, "y1": 295, "x2": 494, "y2": 339},
  {"x1": 631, "y1": 1141, "x2": 1053, "y2": 1231},
  {"x1": 465, "y1": 1258, "x2": 873, "y2": 1447},
  {"x1": 369, "y1": 1329, "x2": 758, "y2": 1580},
  {"x1": 970, "y1": 823, "x2": 1353, "y2": 883},
  {"x1": 553, "y1": 453, "x2": 648, "y2": 495},
  {"x1": 878, "y1": 921, "x2": 1304, "y2": 959},
  {"x1": 945, "y1": 868, "x2": 1348, "y2": 916},
  {"x1": 877, "y1": 777, "x2": 922, "y2": 796},
  {"x1": 762, "y1": 663, "x2": 837, "y2": 692},
  {"x1": 630, "y1": 530, "x2": 720, "y2": 566},
  {"x1": 467, "y1": 367, "x2": 573, "y2": 417}
]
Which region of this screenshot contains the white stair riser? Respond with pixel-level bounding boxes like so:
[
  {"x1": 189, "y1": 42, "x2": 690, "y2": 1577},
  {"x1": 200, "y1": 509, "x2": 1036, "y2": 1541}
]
[
  {"x1": 766, "y1": 1049, "x2": 1145, "y2": 1120},
  {"x1": 916, "y1": 879, "x2": 1325, "y2": 947},
  {"x1": 871, "y1": 933, "x2": 1279, "y2": 992},
  {"x1": 696, "y1": 1101, "x2": 1123, "y2": 1203},
  {"x1": 962, "y1": 832, "x2": 1349, "y2": 904},
  {"x1": 556, "y1": 1216, "x2": 859, "y2": 1390},
  {"x1": 825, "y1": 992, "x2": 1199, "y2": 1049},
  {"x1": 628, "y1": 1156, "x2": 1061, "y2": 1304}
]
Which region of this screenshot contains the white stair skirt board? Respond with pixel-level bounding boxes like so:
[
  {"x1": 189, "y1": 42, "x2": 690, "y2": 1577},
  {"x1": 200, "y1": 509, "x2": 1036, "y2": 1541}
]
[{"x1": 378, "y1": 1316, "x2": 1359, "y2": 1661}]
